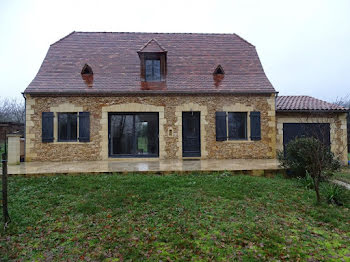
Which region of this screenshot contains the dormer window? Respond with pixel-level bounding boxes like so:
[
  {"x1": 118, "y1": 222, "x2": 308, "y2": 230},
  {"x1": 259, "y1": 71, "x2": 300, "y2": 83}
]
[
  {"x1": 145, "y1": 56, "x2": 161, "y2": 81},
  {"x1": 138, "y1": 39, "x2": 167, "y2": 82}
]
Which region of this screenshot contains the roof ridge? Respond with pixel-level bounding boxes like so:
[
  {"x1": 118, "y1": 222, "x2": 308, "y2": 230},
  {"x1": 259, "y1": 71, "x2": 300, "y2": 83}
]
[
  {"x1": 74, "y1": 31, "x2": 241, "y2": 36},
  {"x1": 51, "y1": 31, "x2": 255, "y2": 48},
  {"x1": 50, "y1": 31, "x2": 76, "y2": 46}
]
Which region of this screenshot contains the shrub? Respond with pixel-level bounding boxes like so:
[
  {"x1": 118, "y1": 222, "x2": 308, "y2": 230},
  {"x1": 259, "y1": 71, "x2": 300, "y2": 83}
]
[
  {"x1": 321, "y1": 183, "x2": 346, "y2": 206},
  {"x1": 278, "y1": 137, "x2": 341, "y2": 203},
  {"x1": 278, "y1": 138, "x2": 340, "y2": 178},
  {"x1": 297, "y1": 171, "x2": 314, "y2": 190}
]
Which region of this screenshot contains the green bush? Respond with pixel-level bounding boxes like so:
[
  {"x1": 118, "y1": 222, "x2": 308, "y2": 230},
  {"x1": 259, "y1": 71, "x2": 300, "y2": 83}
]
[
  {"x1": 321, "y1": 183, "x2": 346, "y2": 206},
  {"x1": 278, "y1": 137, "x2": 341, "y2": 178},
  {"x1": 278, "y1": 137, "x2": 341, "y2": 203},
  {"x1": 297, "y1": 171, "x2": 314, "y2": 189}
]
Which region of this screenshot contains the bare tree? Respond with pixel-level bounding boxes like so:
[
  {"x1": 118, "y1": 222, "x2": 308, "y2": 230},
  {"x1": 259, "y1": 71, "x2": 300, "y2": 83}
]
[
  {"x1": 0, "y1": 97, "x2": 25, "y2": 123},
  {"x1": 334, "y1": 95, "x2": 350, "y2": 108}
]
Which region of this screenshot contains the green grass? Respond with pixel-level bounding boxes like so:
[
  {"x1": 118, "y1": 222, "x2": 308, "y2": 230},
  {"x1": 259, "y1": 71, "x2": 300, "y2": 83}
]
[
  {"x1": 334, "y1": 167, "x2": 350, "y2": 184},
  {"x1": 1, "y1": 173, "x2": 350, "y2": 261},
  {"x1": 332, "y1": 153, "x2": 350, "y2": 184}
]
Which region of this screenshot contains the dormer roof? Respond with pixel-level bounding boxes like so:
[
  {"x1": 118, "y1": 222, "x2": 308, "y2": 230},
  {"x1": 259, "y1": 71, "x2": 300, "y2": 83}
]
[{"x1": 138, "y1": 38, "x2": 167, "y2": 53}]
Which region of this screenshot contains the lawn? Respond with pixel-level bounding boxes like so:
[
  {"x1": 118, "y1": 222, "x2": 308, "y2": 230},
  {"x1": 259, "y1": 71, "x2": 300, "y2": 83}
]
[
  {"x1": 333, "y1": 152, "x2": 350, "y2": 184},
  {"x1": 1, "y1": 173, "x2": 350, "y2": 261},
  {"x1": 335, "y1": 167, "x2": 350, "y2": 184}
]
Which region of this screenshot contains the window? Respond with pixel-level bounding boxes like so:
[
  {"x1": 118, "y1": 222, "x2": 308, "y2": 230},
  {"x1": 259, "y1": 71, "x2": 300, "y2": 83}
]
[
  {"x1": 58, "y1": 113, "x2": 77, "y2": 141},
  {"x1": 228, "y1": 112, "x2": 247, "y2": 140},
  {"x1": 215, "y1": 111, "x2": 261, "y2": 141},
  {"x1": 42, "y1": 111, "x2": 90, "y2": 143},
  {"x1": 145, "y1": 59, "x2": 161, "y2": 81},
  {"x1": 109, "y1": 113, "x2": 159, "y2": 157},
  {"x1": 138, "y1": 39, "x2": 167, "y2": 82}
]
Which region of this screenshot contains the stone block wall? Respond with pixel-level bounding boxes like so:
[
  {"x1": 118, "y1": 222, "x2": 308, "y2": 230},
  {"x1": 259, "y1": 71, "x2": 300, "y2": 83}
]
[
  {"x1": 25, "y1": 93, "x2": 277, "y2": 162},
  {"x1": 276, "y1": 112, "x2": 348, "y2": 165}
]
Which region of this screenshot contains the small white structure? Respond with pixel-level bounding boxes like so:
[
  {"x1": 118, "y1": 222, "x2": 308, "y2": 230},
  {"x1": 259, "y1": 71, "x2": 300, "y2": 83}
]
[{"x1": 7, "y1": 134, "x2": 21, "y2": 165}]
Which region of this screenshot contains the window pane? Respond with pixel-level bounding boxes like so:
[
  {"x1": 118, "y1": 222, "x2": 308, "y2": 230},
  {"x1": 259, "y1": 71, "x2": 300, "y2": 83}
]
[
  {"x1": 145, "y1": 59, "x2": 161, "y2": 81},
  {"x1": 153, "y1": 60, "x2": 161, "y2": 81},
  {"x1": 145, "y1": 60, "x2": 153, "y2": 81},
  {"x1": 58, "y1": 114, "x2": 68, "y2": 141},
  {"x1": 68, "y1": 114, "x2": 77, "y2": 140},
  {"x1": 58, "y1": 113, "x2": 77, "y2": 141},
  {"x1": 111, "y1": 115, "x2": 134, "y2": 155},
  {"x1": 228, "y1": 112, "x2": 247, "y2": 140},
  {"x1": 135, "y1": 114, "x2": 158, "y2": 155}
]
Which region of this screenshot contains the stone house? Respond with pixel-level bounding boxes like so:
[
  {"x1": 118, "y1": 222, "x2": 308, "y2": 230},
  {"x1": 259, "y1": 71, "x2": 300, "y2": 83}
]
[{"x1": 23, "y1": 32, "x2": 348, "y2": 164}]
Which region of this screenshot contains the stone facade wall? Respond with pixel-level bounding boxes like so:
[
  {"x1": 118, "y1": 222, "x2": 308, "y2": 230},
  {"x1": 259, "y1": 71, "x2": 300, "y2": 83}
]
[
  {"x1": 276, "y1": 112, "x2": 348, "y2": 165},
  {"x1": 25, "y1": 94, "x2": 276, "y2": 162}
]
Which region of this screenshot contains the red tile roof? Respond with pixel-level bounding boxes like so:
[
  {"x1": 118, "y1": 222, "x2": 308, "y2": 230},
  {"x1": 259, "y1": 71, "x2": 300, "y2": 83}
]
[
  {"x1": 276, "y1": 96, "x2": 348, "y2": 112},
  {"x1": 24, "y1": 32, "x2": 275, "y2": 95}
]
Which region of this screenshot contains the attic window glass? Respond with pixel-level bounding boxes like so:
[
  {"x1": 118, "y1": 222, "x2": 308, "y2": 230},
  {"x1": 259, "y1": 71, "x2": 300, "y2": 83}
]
[
  {"x1": 81, "y1": 64, "x2": 93, "y2": 75},
  {"x1": 214, "y1": 65, "x2": 224, "y2": 75},
  {"x1": 145, "y1": 59, "x2": 161, "y2": 81}
]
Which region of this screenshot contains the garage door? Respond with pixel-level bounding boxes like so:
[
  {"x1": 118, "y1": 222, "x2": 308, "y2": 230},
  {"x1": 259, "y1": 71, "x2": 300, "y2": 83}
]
[{"x1": 283, "y1": 123, "x2": 330, "y2": 152}]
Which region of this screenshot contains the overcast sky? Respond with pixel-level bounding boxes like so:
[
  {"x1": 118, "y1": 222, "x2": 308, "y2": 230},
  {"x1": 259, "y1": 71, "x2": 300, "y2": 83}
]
[{"x1": 0, "y1": 0, "x2": 349, "y2": 102}]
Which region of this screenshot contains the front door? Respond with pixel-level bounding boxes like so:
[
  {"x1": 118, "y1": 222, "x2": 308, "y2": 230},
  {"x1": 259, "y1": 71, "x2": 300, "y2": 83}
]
[{"x1": 182, "y1": 112, "x2": 201, "y2": 157}]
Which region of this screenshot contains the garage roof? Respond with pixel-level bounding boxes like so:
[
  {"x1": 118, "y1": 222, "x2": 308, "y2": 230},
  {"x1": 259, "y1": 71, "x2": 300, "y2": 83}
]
[{"x1": 276, "y1": 96, "x2": 348, "y2": 112}]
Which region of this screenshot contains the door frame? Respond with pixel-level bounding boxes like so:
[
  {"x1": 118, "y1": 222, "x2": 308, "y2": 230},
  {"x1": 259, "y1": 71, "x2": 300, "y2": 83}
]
[
  {"x1": 182, "y1": 111, "x2": 201, "y2": 157},
  {"x1": 108, "y1": 112, "x2": 159, "y2": 158}
]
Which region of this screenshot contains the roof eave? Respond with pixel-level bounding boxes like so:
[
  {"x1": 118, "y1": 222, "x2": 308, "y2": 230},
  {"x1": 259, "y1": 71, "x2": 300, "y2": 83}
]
[
  {"x1": 276, "y1": 109, "x2": 349, "y2": 113},
  {"x1": 24, "y1": 90, "x2": 277, "y2": 96}
]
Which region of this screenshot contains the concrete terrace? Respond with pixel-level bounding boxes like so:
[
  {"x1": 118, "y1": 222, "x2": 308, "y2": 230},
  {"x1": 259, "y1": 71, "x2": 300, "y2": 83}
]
[{"x1": 4, "y1": 159, "x2": 282, "y2": 176}]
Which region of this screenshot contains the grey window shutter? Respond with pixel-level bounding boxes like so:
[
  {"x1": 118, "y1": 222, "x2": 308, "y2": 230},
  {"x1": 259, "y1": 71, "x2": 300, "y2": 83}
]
[
  {"x1": 79, "y1": 112, "x2": 90, "y2": 142},
  {"x1": 215, "y1": 112, "x2": 227, "y2": 141},
  {"x1": 42, "y1": 112, "x2": 54, "y2": 142},
  {"x1": 250, "y1": 111, "x2": 261, "y2": 140}
]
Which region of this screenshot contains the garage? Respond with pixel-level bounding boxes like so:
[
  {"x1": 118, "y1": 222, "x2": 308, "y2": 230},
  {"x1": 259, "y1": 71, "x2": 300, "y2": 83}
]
[
  {"x1": 276, "y1": 95, "x2": 348, "y2": 164},
  {"x1": 283, "y1": 123, "x2": 330, "y2": 152}
]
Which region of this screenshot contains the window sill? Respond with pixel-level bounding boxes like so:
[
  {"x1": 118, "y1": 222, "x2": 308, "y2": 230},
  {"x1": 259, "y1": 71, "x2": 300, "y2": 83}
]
[
  {"x1": 109, "y1": 155, "x2": 159, "y2": 158},
  {"x1": 143, "y1": 80, "x2": 165, "y2": 83},
  {"x1": 108, "y1": 157, "x2": 160, "y2": 161},
  {"x1": 52, "y1": 141, "x2": 92, "y2": 145},
  {"x1": 224, "y1": 140, "x2": 254, "y2": 143},
  {"x1": 182, "y1": 157, "x2": 202, "y2": 160}
]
